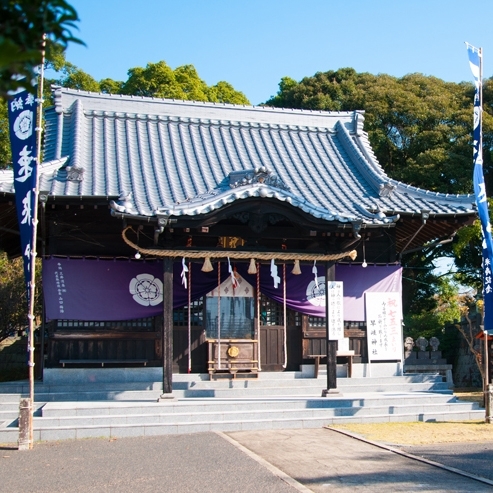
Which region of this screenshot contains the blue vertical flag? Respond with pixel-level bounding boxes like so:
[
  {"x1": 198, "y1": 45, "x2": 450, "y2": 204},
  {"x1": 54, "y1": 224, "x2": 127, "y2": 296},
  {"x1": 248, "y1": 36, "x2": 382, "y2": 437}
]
[
  {"x1": 466, "y1": 43, "x2": 493, "y2": 332},
  {"x1": 7, "y1": 88, "x2": 38, "y2": 295}
]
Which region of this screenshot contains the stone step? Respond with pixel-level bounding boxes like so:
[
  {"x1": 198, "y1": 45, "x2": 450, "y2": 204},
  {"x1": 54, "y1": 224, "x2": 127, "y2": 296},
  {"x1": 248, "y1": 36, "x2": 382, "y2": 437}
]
[
  {"x1": 0, "y1": 406, "x2": 485, "y2": 444},
  {"x1": 0, "y1": 390, "x2": 162, "y2": 403},
  {"x1": 35, "y1": 400, "x2": 481, "y2": 427},
  {"x1": 38, "y1": 370, "x2": 446, "y2": 385},
  {"x1": 172, "y1": 376, "x2": 447, "y2": 390},
  {"x1": 0, "y1": 404, "x2": 44, "y2": 421},
  {"x1": 39, "y1": 392, "x2": 461, "y2": 417},
  {"x1": 171, "y1": 383, "x2": 451, "y2": 399},
  {"x1": 0, "y1": 384, "x2": 451, "y2": 404},
  {"x1": 172, "y1": 374, "x2": 445, "y2": 384},
  {"x1": 0, "y1": 378, "x2": 452, "y2": 403},
  {"x1": 0, "y1": 374, "x2": 446, "y2": 395}
]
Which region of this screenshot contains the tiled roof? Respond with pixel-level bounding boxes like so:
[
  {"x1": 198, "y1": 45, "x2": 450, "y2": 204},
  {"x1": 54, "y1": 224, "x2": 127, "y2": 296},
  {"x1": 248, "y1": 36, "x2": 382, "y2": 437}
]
[{"x1": 2, "y1": 87, "x2": 475, "y2": 225}]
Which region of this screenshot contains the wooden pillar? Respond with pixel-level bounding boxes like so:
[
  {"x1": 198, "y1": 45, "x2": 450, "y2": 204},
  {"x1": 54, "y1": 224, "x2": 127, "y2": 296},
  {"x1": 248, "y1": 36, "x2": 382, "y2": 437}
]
[
  {"x1": 162, "y1": 257, "x2": 173, "y2": 396},
  {"x1": 325, "y1": 262, "x2": 337, "y2": 392}
]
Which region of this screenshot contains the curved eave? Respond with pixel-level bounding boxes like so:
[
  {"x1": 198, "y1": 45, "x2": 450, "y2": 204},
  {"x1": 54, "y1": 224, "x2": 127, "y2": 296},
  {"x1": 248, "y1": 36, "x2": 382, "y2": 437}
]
[
  {"x1": 0, "y1": 157, "x2": 69, "y2": 194},
  {"x1": 152, "y1": 183, "x2": 364, "y2": 224},
  {"x1": 344, "y1": 122, "x2": 476, "y2": 207}
]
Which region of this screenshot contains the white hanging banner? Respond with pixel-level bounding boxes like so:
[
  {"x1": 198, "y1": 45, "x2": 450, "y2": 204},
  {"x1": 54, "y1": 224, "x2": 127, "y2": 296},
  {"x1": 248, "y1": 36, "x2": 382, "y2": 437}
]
[
  {"x1": 181, "y1": 257, "x2": 188, "y2": 289},
  {"x1": 312, "y1": 260, "x2": 318, "y2": 289},
  {"x1": 270, "y1": 259, "x2": 280, "y2": 288},
  {"x1": 327, "y1": 281, "x2": 344, "y2": 340},
  {"x1": 365, "y1": 292, "x2": 402, "y2": 361}
]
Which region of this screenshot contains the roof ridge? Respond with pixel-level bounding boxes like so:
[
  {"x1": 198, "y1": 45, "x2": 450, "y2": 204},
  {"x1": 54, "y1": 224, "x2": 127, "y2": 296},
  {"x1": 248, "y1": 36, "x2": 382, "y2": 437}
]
[{"x1": 53, "y1": 86, "x2": 362, "y2": 118}]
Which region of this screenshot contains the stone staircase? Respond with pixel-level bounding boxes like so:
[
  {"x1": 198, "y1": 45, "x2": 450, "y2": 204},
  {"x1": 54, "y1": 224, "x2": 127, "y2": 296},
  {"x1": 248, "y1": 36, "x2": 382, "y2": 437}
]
[{"x1": 0, "y1": 371, "x2": 484, "y2": 444}]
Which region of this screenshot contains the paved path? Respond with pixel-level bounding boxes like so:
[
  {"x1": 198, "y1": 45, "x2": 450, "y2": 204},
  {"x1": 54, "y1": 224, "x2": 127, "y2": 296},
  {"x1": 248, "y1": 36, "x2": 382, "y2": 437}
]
[
  {"x1": 402, "y1": 441, "x2": 493, "y2": 483},
  {"x1": 2, "y1": 429, "x2": 493, "y2": 492},
  {"x1": 228, "y1": 428, "x2": 493, "y2": 492}
]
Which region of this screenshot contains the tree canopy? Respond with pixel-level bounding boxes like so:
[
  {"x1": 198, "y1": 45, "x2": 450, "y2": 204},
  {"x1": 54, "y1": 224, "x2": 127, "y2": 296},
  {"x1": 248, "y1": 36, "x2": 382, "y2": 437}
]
[
  {"x1": 120, "y1": 61, "x2": 250, "y2": 104},
  {"x1": 0, "y1": 0, "x2": 84, "y2": 98},
  {"x1": 48, "y1": 58, "x2": 251, "y2": 105}
]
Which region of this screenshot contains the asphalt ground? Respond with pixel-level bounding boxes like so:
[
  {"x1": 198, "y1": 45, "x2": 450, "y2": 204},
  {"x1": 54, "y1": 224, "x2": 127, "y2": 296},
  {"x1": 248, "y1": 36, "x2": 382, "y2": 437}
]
[
  {"x1": 0, "y1": 433, "x2": 300, "y2": 493},
  {"x1": 401, "y1": 441, "x2": 493, "y2": 483},
  {"x1": 2, "y1": 429, "x2": 493, "y2": 493}
]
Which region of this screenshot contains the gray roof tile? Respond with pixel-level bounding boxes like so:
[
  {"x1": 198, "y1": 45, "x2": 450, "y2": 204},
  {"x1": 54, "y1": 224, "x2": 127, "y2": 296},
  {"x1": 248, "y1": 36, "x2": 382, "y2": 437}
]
[{"x1": 3, "y1": 88, "x2": 476, "y2": 224}]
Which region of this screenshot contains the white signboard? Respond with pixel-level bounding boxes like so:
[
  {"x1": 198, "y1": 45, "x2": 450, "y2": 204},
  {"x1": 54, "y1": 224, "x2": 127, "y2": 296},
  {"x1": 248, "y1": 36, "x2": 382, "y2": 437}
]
[
  {"x1": 365, "y1": 292, "x2": 402, "y2": 361},
  {"x1": 328, "y1": 281, "x2": 344, "y2": 340}
]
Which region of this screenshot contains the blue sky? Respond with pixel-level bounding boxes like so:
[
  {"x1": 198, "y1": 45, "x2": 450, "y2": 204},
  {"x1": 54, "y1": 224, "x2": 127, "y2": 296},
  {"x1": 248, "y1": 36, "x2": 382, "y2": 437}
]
[{"x1": 65, "y1": 0, "x2": 493, "y2": 105}]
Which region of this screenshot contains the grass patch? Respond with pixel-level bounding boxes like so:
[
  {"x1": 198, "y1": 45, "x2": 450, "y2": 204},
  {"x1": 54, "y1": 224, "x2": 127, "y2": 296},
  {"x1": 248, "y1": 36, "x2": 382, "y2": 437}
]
[
  {"x1": 330, "y1": 420, "x2": 493, "y2": 446},
  {"x1": 454, "y1": 387, "x2": 484, "y2": 404}
]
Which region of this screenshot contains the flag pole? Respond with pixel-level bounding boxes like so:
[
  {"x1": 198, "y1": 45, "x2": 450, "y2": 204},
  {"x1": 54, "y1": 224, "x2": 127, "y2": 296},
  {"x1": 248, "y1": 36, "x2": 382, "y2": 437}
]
[
  {"x1": 479, "y1": 47, "x2": 489, "y2": 392},
  {"x1": 26, "y1": 34, "x2": 46, "y2": 449},
  {"x1": 466, "y1": 41, "x2": 493, "y2": 420}
]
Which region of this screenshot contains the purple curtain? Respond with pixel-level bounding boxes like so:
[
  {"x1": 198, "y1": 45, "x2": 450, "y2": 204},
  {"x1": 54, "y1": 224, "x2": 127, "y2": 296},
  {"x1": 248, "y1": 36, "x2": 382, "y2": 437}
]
[
  {"x1": 237, "y1": 263, "x2": 402, "y2": 320},
  {"x1": 43, "y1": 258, "x2": 401, "y2": 322}
]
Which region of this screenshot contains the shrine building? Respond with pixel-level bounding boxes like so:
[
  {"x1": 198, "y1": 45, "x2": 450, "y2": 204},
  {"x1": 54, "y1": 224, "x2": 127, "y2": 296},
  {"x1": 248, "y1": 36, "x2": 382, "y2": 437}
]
[{"x1": 0, "y1": 87, "x2": 476, "y2": 389}]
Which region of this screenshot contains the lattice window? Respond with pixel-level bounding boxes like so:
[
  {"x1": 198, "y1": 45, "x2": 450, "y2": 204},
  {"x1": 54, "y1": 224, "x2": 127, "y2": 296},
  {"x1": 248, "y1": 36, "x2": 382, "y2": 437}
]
[
  {"x1": 345, "y1": 321, "x2": 366, "y2": 331},
  {"x1": 308, "y1": 316, "x2": 325, "y2": 328},
  {"x1": 173, "y1": 298, "x2": 204, "y2": 327},
  {"x1": 308, "y1": 318, "x2": 368, "y2": 330},
  {"x1": 260, "y1": 295, "x2": 300, "y2": 326}
]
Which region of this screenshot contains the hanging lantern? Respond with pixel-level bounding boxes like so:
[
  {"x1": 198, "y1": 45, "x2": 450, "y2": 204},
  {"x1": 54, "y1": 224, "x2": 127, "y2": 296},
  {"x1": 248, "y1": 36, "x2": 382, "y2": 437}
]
[
  {"x1": 202, "y1": 257, "x2": 213, "y2": 272},
  {"x1": 292, "y1": 259, "x2": 301, "y2": 275},
  {"x1": 248, "y1": 258, "x2": 257, "y2": 274}
]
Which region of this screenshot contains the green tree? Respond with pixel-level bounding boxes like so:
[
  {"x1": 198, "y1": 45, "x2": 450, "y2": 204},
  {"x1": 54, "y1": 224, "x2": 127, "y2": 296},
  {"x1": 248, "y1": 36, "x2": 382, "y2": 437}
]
[
  {"x1": 121, "y1": 60, "x2": 250, "y2": 104},
  {"x1": 453, "y1": 218, "x2": 483, "y2": 293},
  {"x1": 51, "y1": 60, "x2": 100, "y2": 92},
  {"x1": 100, "y1": 78, "x2": 124, "y2": 95},
  {"x1": 0, "y1": 0, "x2": 84, "y2": 98},
  {"x1": 208, "y1": 81, "x2": 250, "y2": 105},
  {"x1": 0, "y1": 100, "x2": 9, "y2": 168},
  {"x1": 0, "y1": 252, "x2": 42, "y2": 343},
  {"x1": 122, "y1": 61, "x2": 202, "y2": 99}
]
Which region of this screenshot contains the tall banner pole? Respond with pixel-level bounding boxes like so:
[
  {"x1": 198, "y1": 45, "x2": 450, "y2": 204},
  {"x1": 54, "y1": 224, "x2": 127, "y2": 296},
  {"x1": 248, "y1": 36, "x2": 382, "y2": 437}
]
[
  {"x1": 466, "y1": 43, "x2": 493, "y2": 419},
  {"x1": 7, "y1": 35, "x2": 46, "y2": 450},
  {"x1": 28, "y1": 34, "x2": 46, "y2": 448}
]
